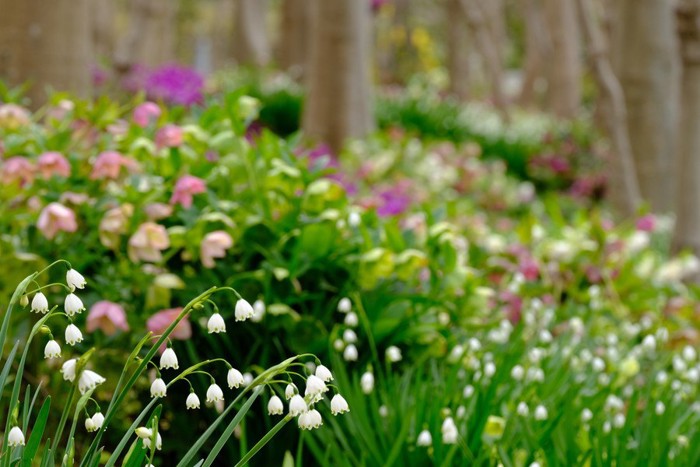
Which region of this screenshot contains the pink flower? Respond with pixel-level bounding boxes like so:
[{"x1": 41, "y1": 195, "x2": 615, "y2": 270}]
[
  {"x1": 201, "y1": 231, "x2": 233, "y2": 268},
  {"x1": 147, "y1": 307, "x2": 192, "y2": 352},
  {"x1": 144, "y1": 203, "x2": 173, "y2": 220},
  {"x1": 0, "y1": 104, "x2": 31, "y2": 129},
  {"x1": 133, "y1": 102, "x2": 161, "y2": 127},
  {"x1": 636, "y1": 214, "x2": 656, "y2": 232},
  {"x1": 46, "y1": 99, "x2": 75, "y2": 120},
  {"x1": 2, "y1": 156, "x2": 35, "y2": 187},
  {"x1": 59, "y1": 192, "x2": 90, "y2": 205},
  {"x1": 170, "y1": 175, "x2": 206, "y2": 208},
  {"x1": 99, "y1": 204, "x2": 134, "y2": 249},
  {"x1": 106, "y1": 120, "x2": 129, "y2": 137},
  {"x1": 155, "y1": 124, "x2": 183, "y2": 148},
  {"x1": 87, "y1": 301, "x2": 129, "y2": 335},
  {"x1": 128, "y1": 222, "x2": 170, "y2": 262},
  {"x1": 37, "y1": 152, "x2": 71, "y2": 179},
  {"x1": 90, "y1": 151, "x2": 138, "y2": 180},
  {"x1": 37, "y1": 202, "x2": 78, "y2": 239}
]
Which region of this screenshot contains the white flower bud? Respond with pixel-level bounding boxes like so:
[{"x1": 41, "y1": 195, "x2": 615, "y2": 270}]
[{"x1": 66, "y1": 269, "x2": 86, "y2": 290}]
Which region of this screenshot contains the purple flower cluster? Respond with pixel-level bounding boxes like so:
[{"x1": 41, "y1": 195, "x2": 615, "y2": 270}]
[{"x1": 144, "y1": 65, "x2": 204, "y2": 106}]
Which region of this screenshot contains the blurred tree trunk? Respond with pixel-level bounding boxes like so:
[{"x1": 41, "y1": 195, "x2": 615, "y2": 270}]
[
  {"x1": 302, "y1": 0, "x2": 374, "y2": 153},
  {"x1": 233, "y1": 0, "x2": 271, "y2": 66},
  {"x1": 576, "y1": 0, "x2": 641, "y2": 216},
  {"x1": 446, "y1": 0, "x2": 470, "y2": 99},
  {"x1": 519, "y1": 0, "x2": 549, "y2": 108},
  {"x1": 0, "y1": 0, "x2": 92, "y2": 105},
  {"x1": 91, "y1": 0, "x2": 116, "y2": 61},
  {"x1": 460, "y1": 0, "x2": 508, "y2": 112},
  {"x1": 611, "y1": 0, "x2": 677, "y2": 212},
  {"x1": 278, "y1": 0, "x2": 310, "y2": 76},
  {"x1": 673, "y1": 0, "x2": 700, "y2": 258},
  {"x1": 115, "y1": 0, "x2": 177, "y2": 70},
  {"x1": 543, "y1": 0, "x2": 581, "y2": 118}
]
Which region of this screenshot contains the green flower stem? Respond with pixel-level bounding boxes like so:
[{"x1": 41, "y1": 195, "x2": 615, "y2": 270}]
[
  {"x1": 50, "y1": 386, "x2": 76, "y2": 454},
  {"x1": 233, "y1": 415, "x2": 292, "y2": 467}
]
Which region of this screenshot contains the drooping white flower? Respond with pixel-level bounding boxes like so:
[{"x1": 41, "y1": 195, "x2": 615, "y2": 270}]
[
  {"x1": 642, "y1": 334, "x2": 656, "y2": 352},
  {"x1": 510, "y1": 365, "x2": 524, "y2": 380},
  {"x1": 135, "y1": 427, "x2": 153, "y2": 439},
  {"x1": 581, "y1": 408, "x2": 593, "y2": 423},
  {"x1": 348, "y1": 212, "x2": 361, "y2": 228},
  {"x1": 285, "y1": 383, "x2": 297, "y2": 400},
  {"x1": 330, "y1": 394, "x2": 350, "y2": 415},
  {"x1": 315, "y1": 365, "x2": 333, "y2": 382},
  {"x1": 337, "y1": 297, "x2": 352, "y2": 313},
  {"x1": 251, "y1": 299, "x2": 266, "y2": 322},
  {"x1": 305, "y1": 375, "x2": 328, "y2": 400},
  {"x1": 441, "y1": 417, "x2": 458, "y2": 444},
  {"x1": 613, "y1": 413, "x2": 626, "y2": 428},
  {"x1": 206, "y1": 383, "x2": 224, "y2": 403},
  {"x1": 8, "y1": 426, "x2": 25, "y2": 446},
  {"x1": 78, "y1": 370, "x2": 106, "y2": 395},
  {"x1": 227, "y1": 368, "x2": 244, "y2": 389},
  {"x1": 484, "y1": 362, "x2": 496, "y2": 378},
  {"x1": 44, "y1": 339, "x2": 61, "y2": 359},
  {"x1": 150, "y1": 378, "x2": 167, "y2": 398},
  {"x1": 386, "y1": 346, "x2": 402, "y2": 363},
  {"x1": 417, "y1": 429, "x2": 432, "y2": 447},
  {"x1": 143, "y1": 432, "x2": 162, "y2": 450},
  {"x1": 517, "y1": 402, "x2": 529, "y2": 417},
  {"x1": 85, "y1": 417, "x2": 97, "y2": 432},
  {"x1": 31, "y1": 292, "x2": 49, "y2": 314},
  {"x1": 186, "y1": 392, "x2": 201, "y2": 409},
  {"x1": 655, "y1": 401, "x2": 666, "y2": 415},
  {"x1": 268, "y1": 395, "x2": 284, "y2": 415},
  {"x1": 65, "y1": 324, "x2": 83, "y2": 345},
  {"x1": 243, "y1": 372, "x2": 254, "y2": 386},
  {"x1": 289, "y1": 395, "x2": 307, "y2": 416},
  {"x1": 534, "y1": 405, "x2": 548, "y2": 421},
  {"x1": 159, "y1": 347, "x2": 179, "y2": 370},
  {"x1": 463, "y1": 385, "x2": 474, "y2": 398},
  {"x1": 234, "y1": 299, "x2": 255, "y2": 322},
  {"x1": 298, "y1": 409, "x2": 323, "y2": 430},
  {"x1": 333, "y1": 339, "x2": 345, "y2": 351},
  {"x1": 344, "y1": 312, "x2": 359, "y2": 327},
  {"x1": 61, "y1": 359, "x2": 77, "y2": 382},
  {"x1": 343, "y1": 344, "x2": 358, "y2": 361},
  {"x1": 361, "y1": 371, "x2": 374, "y2": 394},
  {"x1": 91, "y1": 412, "x2": 104, "y2": 430},
  {"x1": 64, "y1": 293, "x2": 85, "y2": 317},
  {"x1": 379, "y1": 405, "x2": 389, "y2": 417},
  {"x1": 207, "y1": 313, "x2": 226, "y2": 333},
  {"x1": 66, "y1": 268, "x2": 86, "y2": 290},
  {"x1": 342, "y1": 329, "x2": 357, "y2": 343}
]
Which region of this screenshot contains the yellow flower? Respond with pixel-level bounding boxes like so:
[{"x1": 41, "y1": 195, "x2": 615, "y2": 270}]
[{"x1": 483, "y1": 415, "x2": 506, "y2": 439}]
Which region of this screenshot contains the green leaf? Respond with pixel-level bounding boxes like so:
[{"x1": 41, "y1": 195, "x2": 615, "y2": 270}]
[{"x1": 22, "y1": 397, "x2": 51, "y2": 467}]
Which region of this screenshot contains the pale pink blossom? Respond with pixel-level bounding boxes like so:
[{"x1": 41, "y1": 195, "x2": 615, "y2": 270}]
[
  {"x1": 37, "y1": 203, "x2": 78, "y2": 239},
  {"x1": 133, "y1": 102, "x2": 161, "y2": 127},
  {"x1": 128, "y1": 222, "x2": 170, "y2": 262},
  {"x1": 37, "y1": 152, "x2": 71, "y2": 179},
  {"x1": 2, "y1": 156, "x2": 35, "y2": 187},
  {"x1": 201, "y1": 231, "x2": 234, "y2": 268},
  {"x1": 90, "y1": 151, "x2": 138, "y2": 180},
  {"x1": 46, "y1": 100, "x2": 75, "y2": 120},
  {"x1": 155, "y1": 124, "x2": 184, "y2": 148},
  {"x1": 59, "y1": 192, "x2": 90, "y2": 205},
  {"x1": 170, "y1": 175, "x2": 206, "y2": 208},
  {"x1": 106, "y1": 120, "x2": 129, "y2": 137},
  {"x1": 87, "y1": 301, "x2": 129, "y2": 335},
  {"x1": 144, "y1": 203, "x2": 173, "y2": 220},
  {"x1": 99, "y1": 204, "x2": 134, "y2": 249},
  {"x1": 0, "y1": 104, "x2": 31, "y2": 129},
  {"x1": 147, "y1": 307, "x2": 191, "y2": 352}
]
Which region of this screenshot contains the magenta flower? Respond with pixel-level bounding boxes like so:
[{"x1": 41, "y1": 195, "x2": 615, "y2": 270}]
[
  {"x1": 155, "y1": 124, "x2": 184, "y2": 149},
  {"x1": 636, "y1": 214, "x2": 656, "y2": 232},
  {"x1": 87, "y1": 301, "x2": 129, "y2": 336},
  {"x1": 144, "y1": 65, "x2": 204, "y2": 106},
  {"x1": 127, "y1": 222, "x2": 170, "y2": 263},
  {"x1": 37, "y1": 202, "x2": 78, "y2": 239},
  {"x1": 170, "y1": 175, "x2": 206, "y2": 208},
  {"x1": 201, "y1": 231, "x2": 234, "y2": 268},
  {"x1": 147, "y1": 307, "x2": 192, "y2": 352},
  {"x1": 2, "y1": 156, "x2": 35, "y2": 187},
  {"x1": 90, "y1": 151, "x2": 138, "y2": 180},
  {"x1": 37, "y1": 152, "x2": 71, "y2": 179},
  {"x1": 133, "y1": 102, "x2": 162, "y2": 127}
]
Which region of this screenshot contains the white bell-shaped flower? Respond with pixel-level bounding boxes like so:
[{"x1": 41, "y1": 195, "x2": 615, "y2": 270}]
[
  {"x1": 8, "y1": 426, "x2": 25, "y2": 446},
  {"x1": 304, "y1": 375, "x2": 328, "y2": 400},
  {"x1": 285, "y1": 383, "x2": 297, "y2": 400},
  {"x1": 143, "y1": 432, "x2": 162, "y2": 450},
  {"x1": 289, "y1": 395, "x2": 307, "y2": 416},
  {"x1": 227, "y1": 368, "x2": 244, "y2": 389},
  {"x1": 417, "y1": 429, "x2": 432, "y2": 447},
  {"x1": 386, "y1": 346, "x2": 402, "y2": 363},
  {"x1": 268, "y1": 395, "x2": 284, "y2": 415},
  {"x1": 150, "y1": 378, "x2": 167, "y2": 398},
  {"x1": 235, "y1": 299, "x2": 255, "y2": 322},
  {"x1": 206, "y1": 383, "x2": 224, "y2": 403},
  {"x1": 534, "y1": 405, "x2": 548, "y2": 421},
  {"x1": 343, "y1": 344, "x2": 358, "y2": 361},
  {"x1": 85, "y1": 417, "x2": 97, "y2": 432},
  {"x1": 78, "y1": 370, "x2": 106, "y2": 395},
  {"x1": 251, "y1": 299, "x2": 266, "y2": 322},
  {"x1": 91, "y1": 412, "x2": 105, "y2": 430},
  {"x1": 344, "y1": 312, "x2": 359, "y2": 327},
  {"x1": 64, "y1": 293, "x2": 85, "y2": 317},
  {"x1": 441, "y1": 417, "x2": 458, "y2": 444},
  {"x1": 44, "y1": 339, "x2": 61, "y2": 359},
  {"x1": 315, "y1": 365, "x2": 333, "y2": 382},
  {"x1": 159, "y1": 347, "x2": 179, "y2": 370},
  {"x1": 186, "y1": 392, "x2": 201, "y2": 409},
  {"x1": 330, "y1": 394, "x2": 349, "y2": 415},
  {"x1": 337, "y1": 297, "x2": 352, "y2": 313},
  {"x1": 66, "y1": 268, "x2": 86, "y2": 290},
  {"x1": 360, "y1": 371, "x2": 374, "y2": 394},
  {"x1": 61, "y1": 359, "x2": 77, "y2": 382},
  {"x1": 298, "y1": 409, "x2": 323, "y2": 430},
  {"x1": 207, "y1": 313, "x2": 226, "y2": 333},
  {"x1": 31, "y1": 292, "x2": 49, "y2": 314},
  {"x1": 65, "y1": 324, "x2": 83, "y2": 346}
]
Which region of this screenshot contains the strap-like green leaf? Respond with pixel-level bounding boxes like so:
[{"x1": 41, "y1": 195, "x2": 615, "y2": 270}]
[{"x1": 21, "y1": 397, "x2": 51, "y2": 467}]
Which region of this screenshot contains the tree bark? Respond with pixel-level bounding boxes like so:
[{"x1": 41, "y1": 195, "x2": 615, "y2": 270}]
[
  {"x1": 519, "y1": 0, "x2": 550, "y2": 108},
  {"x1": 611, "y1": 0, "x2": 678, "y2": 213},
  {"x1": 278, "y1": 0, "x2": 310, "y2": 76},
  {"x1": 0, "y1": 0, "x2": 92, "y2": 105},
  {"x1": 91, "y1": 0, "x2": 116, "y2": 61},
  {"x1": 115, "y1": 0, "x2": 177, "y2": 69},
  {"x1": 446, "y1": 0, "x2": 470, "y2": 99},
  {"x1": 543, "y1": 0, "x2": 582, "y2": 118},
  {"x1": 232, "y1": 0, "x2": 271, "y2": 66},
  {"x1": 302, "y1": 0, "x2": 374, "y2": 154},
  {"x1": 576, "y1": 0, "x2": 641, "y2": 216},
  {"x1": 673, "y1": 0, "x2": 700, "y2": 258}
]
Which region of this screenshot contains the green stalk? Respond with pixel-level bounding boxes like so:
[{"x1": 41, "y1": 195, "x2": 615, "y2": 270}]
[
  {"x1": 233, "y1": 415, "x2": 292, "y2": 467},
  {"x1": 51, "y1": 387, "x2": 76, "y2": 453}
]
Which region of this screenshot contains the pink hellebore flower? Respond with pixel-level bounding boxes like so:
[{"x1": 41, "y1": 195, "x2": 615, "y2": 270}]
[
  {"x1": 87, "y1": 301, "x2": 129, "y2": 335},
  {"x1": 147, "y1": 307, "x2": 192, "y2": 352},
  {"x1": 90, "y1": 151, "x2": 137, "y2": 180},
  {"x1": 636, "y1": 214, "x2": 656, "y2": 232},
  {"x1": 170, "y1": 175, "x2": 206, "y2": 208},
  {"x1": 37, "y1": 202, "x2": 78, "y2": 239},
  {"x1": 99, "y1": 204, "x2": 134, "y2": 249},
  {"x1": 133, "y1": 102, "x2": 162, "y2": 128},
  {"x1": 155, "y1": 124, "x2": 184, "y2": 148},
  {"x1": 127, "y1": 222, "x2": 170, "y2": 263},
  {"x1": 144, "y1": 203, "x2": 173, "y2": 221},
  {"x1": 37, "y1": 152, "x2": 71, "y2": 179},
  {"x1": 2, "y1": 156, "x2": 35, "y2": 187},
  {"x1": 201, "y1": 231, "x2": 234, "y2": 268},
  {"x1": 0, "y1": 104, "x2": 31, "y2": 129}
]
